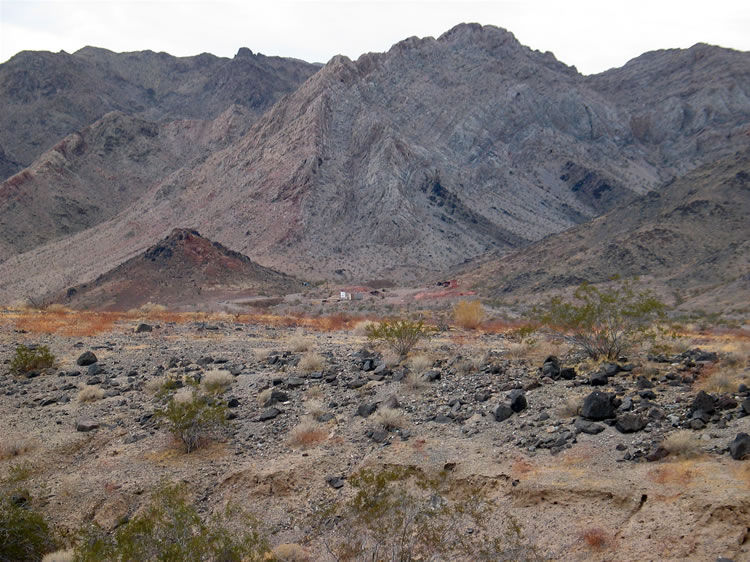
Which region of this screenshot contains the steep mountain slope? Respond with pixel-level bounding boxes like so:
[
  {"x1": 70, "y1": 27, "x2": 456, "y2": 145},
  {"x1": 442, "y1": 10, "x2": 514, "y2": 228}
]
[
  {"x1": 464, "y1": 150, "x2": 750, "y2": 309},
  {"x1": 0, "y1": 46, "x2": 319, "y2": 179},
  {"x1": 0, "y1": 107, "x2": 255, "y2": 259},
  {"x1": 1, "y1": 24, "x2": 749, "y2": 303},
  {"x1": 59, "y1": 228, "x2": 304, "y2": 310}
]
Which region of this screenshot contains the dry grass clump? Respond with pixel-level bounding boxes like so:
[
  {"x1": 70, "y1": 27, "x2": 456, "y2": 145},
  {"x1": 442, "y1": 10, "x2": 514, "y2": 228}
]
[
  {"x1": 556, "y1": 395, "x2": 583, "y2": 418},
  {"x1": 372, "y1": 407, "x2": 406, "y2": 430},
  {"x1": 305, "y1": 399, "x2": 327, "y2": 420},
  {"x1": 42, "y1": 549, "x2": 75, "y2": 562},
  {"x1": 286, "y1": 421, "x2": 328, "y2": 449},
  {"x1": 289, "y1": 332, "x2": 311, "y2": 352},
  {"x1": 579, "y1": 527, "x2": 610, "y2": 551},
  {"x1": 173, "y1": 387, "x2": 195, "y2": 404},
  {"x1": 126, "y1": 302, "x2": 167, "y2": 317},
  {"x1": 353, "y1": 319, "x2": 376, "y2": 337},
  {"x1": 455, "y1": 355, "x2": 483, "y2": 375},
  {"x1": 200, "y1": 369, "x2": 234, "y2": 395},
  {"x1": 0, "y1": 438, "x2": 36, "y2": 460},
  {"x1": 409, "y1": 354, "x2": 433, "y2": 374},
  {"x1": 14, "y1": 310, "x2": 123, "y2": 337},
  {"x1": 299, "y1": 352, "x2": 325, "y2": 373},
  {"x1": 77, "y1": 386, "x2": 105, "y2": 403},
  {"x1": 404, "y1": 371, "x2": 426, "y2": 391},
  {"x1": 697, "y1": 364, "x2": 746, "y2": 393},
  {"x1": 382, "y1": 350, "x2": 401, "y2": 368},
  {"x1": 254, "y1": 348, "x2": 272, "y2": 361},
  {"x1": 144, "y1": 375, "x2": 170, "y2": 396},
  {"x1": 453, "y1": 300, "x2": 484, "y2": 330},
  {"x1": 257, "y1": 388, "x2": 274, "y2": 406},
  {"x1": 272, "y1": 543, "x2": 310, "y2": 562},
  {"x1": 661, "y1": 430, "x2": 703, "y2": 459}
]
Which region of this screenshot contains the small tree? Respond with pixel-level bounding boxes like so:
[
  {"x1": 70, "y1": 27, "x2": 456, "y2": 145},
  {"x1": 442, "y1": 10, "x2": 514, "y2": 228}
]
[
  {"x1": 365, "y1": 319, "x2": 432, "y2": 358},
  {"x1": 536, "y1": 280, "x2": 666, "y2": 360},
  {"x1": 0, "y1": 490, "x2": 56, "y2": 561}
]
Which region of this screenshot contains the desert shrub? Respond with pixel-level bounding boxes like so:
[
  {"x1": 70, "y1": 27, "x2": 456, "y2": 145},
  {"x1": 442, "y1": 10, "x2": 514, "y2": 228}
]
[
  {"x1": 10, "y1": 344, "x2": 55, "y2": 375},
  {"x1": 352, "y1": 320, "x2": 376, "y2": 337},
  {"x1": 289, "y1": 334, "x2": 311, "y2": 352},
  {"x1": 42, "y1": 548, "x2": 75, "y2": 562},
  {"x1": 75, "y1": 483, "x2": 269, "y2": 562},
  {"x1": 556, "y1": 395, "x2": 583, "y2": 418},
  {"x1": 408, "y1": 354, "x2": 433, "y2": 374},
  {"x1": 403, "y1": 371, "x2": 427, "y2": 391},
  {"x1": 200, "y1": 369, "x2": 234, "y2": 395},
  {"x1": 454, "y1": 300, "x2": 484, "y2": 329},
  {"x1": 0, "y1": 490, "x2": 56, "y2": 561},
  {"x1": 371, "y1": 407, "x2": 405, "y2": 430},
  {"x1": 319, "y1": 466, "x2": 544, "y2": 561},
  {"x1": 0, "y1": 438, "x2": 36, "y2": 461},
  {"x1": 579, "y1": 527, "x2": 610, "y2": 551},
  {"x1": 286, "y1": 421, "x2": 328, "y2": 449},
  {"x1": 381, "y1": 350, "x2": 401, "y2": 368},
  {"x1": 661, "y1": 430, "x2": 703, "y2": 458},
  {"x1": 272, "y1": 543, "x2": 309, "y2": 561},
  {"x1": 536, "y1": 280, "x2": 666, "y2": 360},
  {"x1": 155, "y1": 383, "x2": 227, "y2": 453},
  {"x1": 366, "y1": 319, "x2": 433, "y2": 358},
  {"x1": 298, "y1": 352, "x2": 325, "y2": 373},
  {"x1": 77, "y1": 386, "x2": 105, "y2": 403}
]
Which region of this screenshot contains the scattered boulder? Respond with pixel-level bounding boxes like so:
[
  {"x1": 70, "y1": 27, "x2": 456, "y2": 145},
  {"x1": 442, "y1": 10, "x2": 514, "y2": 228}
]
[
  {"x1": 615, "y1": 413, "x2": 647, "y2": 433},
  {"x1": 729, "y1": 433, "x2": 750, "y2": 460},
  {"x1": 581, "y1": 391, "x2": 618, "y2": 421},
  {"x1": 574, "y1": 418, "x2": 605, "y2": 435},
  {"x1": 326, "y1": 476, "x2": 345, "y2": 489},
  {"x1": 262, "y1": 390, "x2": 288, "y2": 407},
  {"x1": 259, "y1": 408, "x2": 281, "y2": 421},
  {"x1": 76, "y1": 351, "x2": 98, "y2": 366},
  {"x1": 690, "y1": 391, "x2": 716, "y2": 415},
  {"x1": 76, "y1": 419, "x2": 99, "y2": 432},
  {"x1": 589, "y1": 371, "x2": 609, "y2": 386},
  {"x1": 541, "y1": 356, "x2": 560, "y2": 379},
  {"x1": 356, "y1": 403, "x2": 378, "y2": 418},
  {"x1": 135, "y1": 323, "x2": 153, "y2": 333},
  {"x1": 509, "y1": 390, "x2": 527, "y2": 413},
  {"x1": 494, "y1": 404, "x2": 514, "y2": 422}
]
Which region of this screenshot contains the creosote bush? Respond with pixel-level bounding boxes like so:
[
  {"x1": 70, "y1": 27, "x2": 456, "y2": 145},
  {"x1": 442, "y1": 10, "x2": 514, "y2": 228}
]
[
  {"x1": 298, "y1": 352, "x2": 325, "y2": 373},
  {"x1": 155, "y1": 381, "x2": 227, "y2": 453},
  {"x1": 75, "y1": 482, "x2": 270, "y2": 561},
  {"x1": 318, "y1": 466, "x2": 544, "y2": 561},
  {"x1": 0, "y1": 490, "x2": 56, "y2": 561},
  {"x1": 366, "y1": 319, "x2": 433, "y2": 358},
  {"x1": 10, "y1": 344, "x2": 56, "y2": 375},
  {"x1": 536, "y1": 279, "x2": 666, "y2": 360},
  {"x1": 454, "y1": 300, "x2": 485, "y2": 330}
]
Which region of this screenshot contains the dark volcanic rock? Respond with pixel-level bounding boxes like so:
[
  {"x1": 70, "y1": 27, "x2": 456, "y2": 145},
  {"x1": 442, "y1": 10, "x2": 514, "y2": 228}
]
[
  {"x1": 615, "y1": 413, "x2": 647, "y2": 433},
  {"x1": 494, "y1": 404, "x2": 514, "y2": 422},
  {"x1": 508, "y1": 390, "x2": 527, "y2": 413},
  {"x1": 76, "y1": 351, "x2": 97, "y2": 366},
  {"x1": 729, "y1": 433, "x2": 750, "y2": 460},
  {"x1": 581, "y1": 391, "x2": 617, "y2": 421}
]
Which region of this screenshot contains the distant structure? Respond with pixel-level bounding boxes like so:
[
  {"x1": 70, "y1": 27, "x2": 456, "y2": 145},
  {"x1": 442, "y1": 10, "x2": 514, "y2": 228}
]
[
  {"x1": 339, "y1": 291, "x2": 352, "y2": 301},
  {"x1": 437, "y1": 280, "x2": 458, "y2": 289}
]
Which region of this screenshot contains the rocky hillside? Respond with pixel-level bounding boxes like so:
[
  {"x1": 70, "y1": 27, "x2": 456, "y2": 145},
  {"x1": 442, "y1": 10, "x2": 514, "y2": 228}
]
[
  {"x1": 0, "y1": 46, "x2": 320, "y2": 179},
  {"x1": 58, "y1": 229, "x2": 304, "y2": 310},
  {"x1": 463, "y1": 150, "x2": 750, "y2": 311},
  {"x1": 1, "y1": 24, "x2": 749, "y2": 303}
]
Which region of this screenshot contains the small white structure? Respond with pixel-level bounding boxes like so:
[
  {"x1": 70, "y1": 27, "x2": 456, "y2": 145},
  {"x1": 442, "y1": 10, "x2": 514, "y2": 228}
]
[{"x1": 339, "y1": 291, "x2": 352, "y2": 301}]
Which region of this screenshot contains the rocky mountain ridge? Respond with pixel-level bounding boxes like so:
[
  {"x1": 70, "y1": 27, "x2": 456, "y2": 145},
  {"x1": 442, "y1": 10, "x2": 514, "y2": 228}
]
[{"x1": 0, "y1": 24, "x2": 749, "y2": 303}]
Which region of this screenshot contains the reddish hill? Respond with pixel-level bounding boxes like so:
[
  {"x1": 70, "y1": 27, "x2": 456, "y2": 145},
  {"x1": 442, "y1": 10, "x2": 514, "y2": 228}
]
[{"x1": 60, "y1": 229, "x2": 304, "y2": 310}]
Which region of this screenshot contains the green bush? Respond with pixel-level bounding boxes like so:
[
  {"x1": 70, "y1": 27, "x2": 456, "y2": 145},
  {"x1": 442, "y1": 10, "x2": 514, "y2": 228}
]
[
  {"x1": 10, "y1": 344, "x2": 55, "y2": 375},
  {"x1": 318, "y1": 466, "x2": 544, "y2": 561},
  {"x1": 0, "y1": 490, "x2": 56, "y2": 561},
  {"x1": 75, "y1": 483, "x2": 270, "y2": 562},
  {"x1": 155, "y1": 383, "x2": 227, "y2": 453},
  {"x1": 365, "y1": 319, "x2": 432, "y2": 357},
  {"x1": 536, "y1": 280, "x2": 666, "y2": 360}
]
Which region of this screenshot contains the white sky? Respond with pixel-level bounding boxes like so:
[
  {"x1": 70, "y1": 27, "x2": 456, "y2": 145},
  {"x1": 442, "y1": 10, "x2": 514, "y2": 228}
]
[{"x1": 1, "y1": 0, "x2": 749, "y2": 74}]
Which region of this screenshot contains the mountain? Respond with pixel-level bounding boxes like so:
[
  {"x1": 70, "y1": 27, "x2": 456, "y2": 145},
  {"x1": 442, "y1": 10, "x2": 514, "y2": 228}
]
[
  {"x1": 0, "y1": 24, "x2": 749, "y2": 304},
  {"x1": 463, "y1": 150, "x2": 750, "y2": 312},
  {"x1": 58, "y1": 229, "x2": 304, "y2": 310},
  {"x1": 0, "y1": 46, "x2": 320, "y2": 180}
]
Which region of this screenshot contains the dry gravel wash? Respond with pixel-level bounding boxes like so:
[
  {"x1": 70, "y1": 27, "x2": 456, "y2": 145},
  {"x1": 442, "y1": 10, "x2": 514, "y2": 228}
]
[{"x1": 1, "y1": 318, "x2": 749, "y2": 561}]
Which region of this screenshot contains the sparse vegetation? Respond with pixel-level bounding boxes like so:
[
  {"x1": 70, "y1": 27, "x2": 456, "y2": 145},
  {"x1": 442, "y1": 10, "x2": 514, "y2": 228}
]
[
  {"x1": 74, "y1": 482, "x2": 270, "y2": 561},
  {"x1": 10, "y1": 344, "x2": 55, "y2": 375},
  {"x1": 662, "y1": 430, "x2": 703, "y2": 459},
  {"x1": 556, "y1": 395, "x2": 582, "y2": 418},
  {"x1": 42, "y1": 548, "x2": 75, "y2": 562},
  {"x1": 289, "y1": 333, "x2": 311, "y2": 352},
  {"x1": 366, "y1": 319, "x2": 433, "y2": 358},
  {"x1": 408, "y1": 354, "x2": 433, "y2": 374},
  {"x1": 0, "y1": 438, "x2": 36, "y2": 461},
  {"x1": 580, "y1": 527, "x2": 610, "y2": 551},
  {"x1": 77, "y1": 386, "x2": 105, "y2": 403},
  {"x1": 371, "y1": 407, "x2": 405, "y2": 430},
  {"x1": 319, "y1": 466, "x2": 544, "y2": 561},
  {"x1": 536, "y1": 279, "x2": 666, "y2": 360},
  {"x1": 271, "y1": 543, "x2": 309, "y2": 562},
  {"x1": 200, "y1": 369, "x2": 234, "y2": 395},
  {"x1": 0, "y1": 490, "x2": 56, "y2": 561},
  {"x1": 155, "y1": 382, "x2": 227, "y2": 453},
  {"x1": 286, "y1": 421, "x2": 328, "y2": 449},
  {"x1": 299, "y1": 352, "x2": 325, "y2": 373},
  {"x1": 454, "y1": 300, "x2": 484, "y2": 329}
]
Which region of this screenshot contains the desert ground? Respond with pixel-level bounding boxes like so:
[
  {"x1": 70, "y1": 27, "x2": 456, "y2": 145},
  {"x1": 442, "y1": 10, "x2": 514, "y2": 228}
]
[{"x1": 1, "y1": 304, "x2": 749, "y2": 561}]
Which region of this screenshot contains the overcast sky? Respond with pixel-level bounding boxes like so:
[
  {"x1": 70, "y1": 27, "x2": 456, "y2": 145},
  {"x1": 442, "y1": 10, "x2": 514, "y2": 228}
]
[{"x1": 1, "y1": 0, "x2": 749, "y2": 74}]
